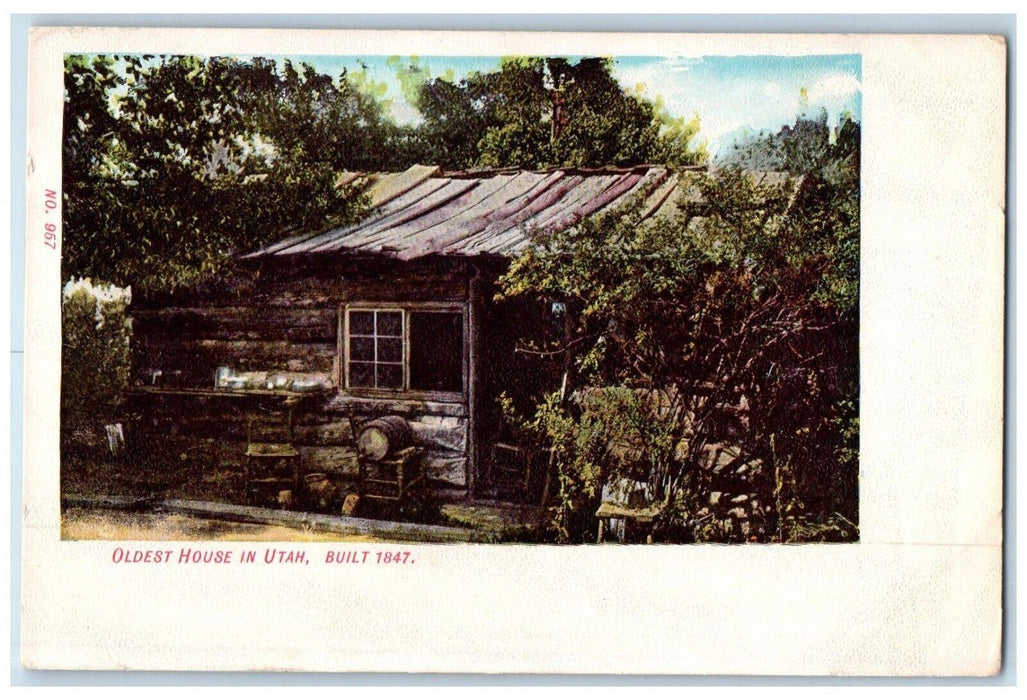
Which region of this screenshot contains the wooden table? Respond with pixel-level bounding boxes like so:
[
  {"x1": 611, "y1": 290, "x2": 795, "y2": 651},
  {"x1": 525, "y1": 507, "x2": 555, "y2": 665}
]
[
  {"x1": 127, "y1": 386, "x2": 333, "y2": 505},
  {"x1": 128, "y1": 386, "x2": 331, "y2": 401}
]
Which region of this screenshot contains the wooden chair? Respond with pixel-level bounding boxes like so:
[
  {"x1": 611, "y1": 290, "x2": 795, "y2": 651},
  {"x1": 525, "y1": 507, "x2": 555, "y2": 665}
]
[
  {"x1": 487, "y1": 442, "x2": 532, "y2": 499},
  {"x1": 245, "y1": 402, "x2": 301, "y2": 507},
  {"x1": 358, "y1": 446, "x2": 424, "y2": 505},
  {"x1": 595, "y1": 502, "x2": 659, "y2": 544}
]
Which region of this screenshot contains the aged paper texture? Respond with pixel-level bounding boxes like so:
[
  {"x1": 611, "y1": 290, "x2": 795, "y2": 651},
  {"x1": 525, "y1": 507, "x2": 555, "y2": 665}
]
[{"x1": 22, "y1": 28, "x2": 1004, "y2": 674}]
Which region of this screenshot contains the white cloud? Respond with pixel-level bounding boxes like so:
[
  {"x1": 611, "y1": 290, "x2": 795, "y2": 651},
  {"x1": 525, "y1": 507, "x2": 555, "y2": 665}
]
[
  {"x1": 390, "y1": 98, "x2": 422, "y2": 126},
  {"x1": 807, "y1": 73, "x2": 862, "y2": 102},
  {"x1": 660, "y1": 56, "x2": 701, "y2": 72},
  {"x1": 615, "y1": 60, "x2": 688, "y2": 107}
]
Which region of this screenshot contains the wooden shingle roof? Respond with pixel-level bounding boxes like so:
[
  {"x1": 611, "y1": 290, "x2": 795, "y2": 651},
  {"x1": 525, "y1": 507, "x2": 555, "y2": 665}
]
[{"x1": 242, "y1": 163, "x2": 707, "y2": 262}]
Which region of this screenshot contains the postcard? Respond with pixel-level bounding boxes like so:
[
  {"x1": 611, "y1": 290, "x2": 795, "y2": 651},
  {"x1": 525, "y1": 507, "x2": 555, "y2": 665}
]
[{"x1": 21, "y1": 27, "x2": 1005, "y2": 674}]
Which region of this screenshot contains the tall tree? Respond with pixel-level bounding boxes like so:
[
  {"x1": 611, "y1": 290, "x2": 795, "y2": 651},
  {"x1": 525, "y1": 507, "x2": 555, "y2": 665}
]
[
  {"x1": 62, "y1": 55, "x2": 404, "y2": 292},
  {"x1": 409, "y1": 70, "x2": 489, "y2": 170},
  {"x1": 411, "y1": 57, "x2": 706, "y2": 170}
]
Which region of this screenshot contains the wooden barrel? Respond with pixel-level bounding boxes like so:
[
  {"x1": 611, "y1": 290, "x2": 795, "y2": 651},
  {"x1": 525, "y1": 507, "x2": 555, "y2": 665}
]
[{"x1": 357, "y1": 416, "x2": 414, "y2": 461}]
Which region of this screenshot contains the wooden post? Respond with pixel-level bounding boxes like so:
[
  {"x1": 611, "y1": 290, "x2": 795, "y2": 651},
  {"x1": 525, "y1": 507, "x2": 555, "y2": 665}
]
[
  {"x1": 333, "y1": 304, "x2": 343, "y2": 388},
  {"x1": 466, "y1": 263, "x2": 481, "y2": 499},
  {"x1": 539, "y1": 302, "x2": 574, "y2": 509}
]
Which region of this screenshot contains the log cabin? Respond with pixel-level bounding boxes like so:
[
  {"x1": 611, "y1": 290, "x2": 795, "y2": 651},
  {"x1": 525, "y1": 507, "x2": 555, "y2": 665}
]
[{"x1": 128, "y1": 163, "x2": 713, "y2": 504}]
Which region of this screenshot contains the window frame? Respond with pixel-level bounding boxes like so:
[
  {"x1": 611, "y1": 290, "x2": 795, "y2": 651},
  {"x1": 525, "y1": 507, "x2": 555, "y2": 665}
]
[{"x1": 340, "y1": 301, "x2": 468, "y2": 403}]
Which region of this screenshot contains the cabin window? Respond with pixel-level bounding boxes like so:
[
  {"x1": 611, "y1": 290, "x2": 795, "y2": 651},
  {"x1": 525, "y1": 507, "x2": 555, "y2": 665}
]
[
  {"x1": 409, "y1": 311, "x2": 464, "y2": 393},
  {"x1": 347, "y1": 310, "x2": 404, "y2": 390},
  {"x1": 344, "y1": 306, "x2": 465, "y2": 397}
]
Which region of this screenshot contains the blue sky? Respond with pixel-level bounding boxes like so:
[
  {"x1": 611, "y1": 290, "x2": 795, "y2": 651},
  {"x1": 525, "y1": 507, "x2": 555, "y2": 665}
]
[
  {"x1": 261, "y1": 53, "x2": 862, "y2": 156},
  {"x1": 614, "y1": 55, "x2": 862, "y2": 154}
]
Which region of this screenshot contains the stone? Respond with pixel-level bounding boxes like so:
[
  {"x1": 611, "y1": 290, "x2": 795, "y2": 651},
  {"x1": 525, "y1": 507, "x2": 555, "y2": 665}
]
[{"x1": 341, "y1": 494, "x2": 360, "y2": 515}]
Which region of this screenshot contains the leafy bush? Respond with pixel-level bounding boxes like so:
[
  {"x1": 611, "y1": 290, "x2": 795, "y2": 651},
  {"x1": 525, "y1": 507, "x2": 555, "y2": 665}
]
[
  {"x1": 499, "y1": 116, "x2": 860, "y2": 544},
  {"x1": 61, "y1": 279, "x2": 132, "y2": 450},
  {"x1": 535, "y1": 388, "x2": 661, "y2": 543}
]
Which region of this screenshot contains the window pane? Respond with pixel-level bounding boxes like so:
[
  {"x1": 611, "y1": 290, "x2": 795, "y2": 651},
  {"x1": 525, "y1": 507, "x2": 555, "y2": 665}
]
[
  {"x1": 350, "y1": 336, "x2": 374, "y2": 362},
  {"x1": 349, "y1": 311, "x2": 374, "y2": 335},
  {"x1": 377, "y1": 363, "x2": 403, "y2": 389},
  {"x1": 376, "y1": 311, "x2": 403, "y2": 337},
  {"x1": 377, "y1": 337, "x2": 402, "y2": 363},
  {"x1": 409, "y1": 312, "x2": 463, "y2": 393},
  {"x1": 349, "y1": 362, "x2": 375, "y2": 388},
  {"x1": 346, "y1": 308, "x2": 407, "y2": 392}
]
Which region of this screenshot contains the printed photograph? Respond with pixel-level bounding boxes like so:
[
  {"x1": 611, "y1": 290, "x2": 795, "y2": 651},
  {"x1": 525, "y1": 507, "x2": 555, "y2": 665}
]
[{"x1": 59, "y1": 52, "x2": 861, "y2": 545}]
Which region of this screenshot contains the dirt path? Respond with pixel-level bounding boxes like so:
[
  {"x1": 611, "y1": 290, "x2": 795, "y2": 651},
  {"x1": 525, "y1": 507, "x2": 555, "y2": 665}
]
[{"x1": 61, "y1": 507, "x2": 380, "y2": 542}]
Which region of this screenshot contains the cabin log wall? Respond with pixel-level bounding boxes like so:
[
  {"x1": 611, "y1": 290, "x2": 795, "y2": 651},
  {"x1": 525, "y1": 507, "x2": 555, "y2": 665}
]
[{"x1": 130, "y1": 259, "x2": 476, "y2": 490}]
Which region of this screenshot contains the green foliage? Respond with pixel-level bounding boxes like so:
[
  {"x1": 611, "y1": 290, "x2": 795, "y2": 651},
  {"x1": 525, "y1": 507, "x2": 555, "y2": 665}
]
[
  {"x1": 411, "y1": 68, "x2": 492, "y2": 170},
  {"x1": 651, "y1": 100, "x2": 708, "y2": 166},
  {"x1": 503, "y1": 386, "x2": 680, "y2": 542},
  {"x1": 62, "y1": 54, "x2": 401, "y2": 292},
  {"x1": 411, "y1": 56, "x2": 706, "y2": 171},
  {"x1": 61, "y1": 279, "x2": 132, "y2": 444},
  {"x1": 721, "y1": 110, "x2": 861, "y2": 313},
  {"x1": 499, "y1": 117, "x2": 860, "y2": 543}
]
